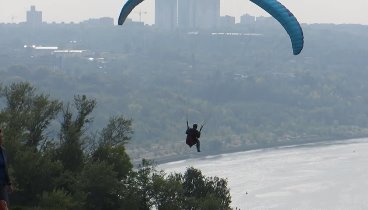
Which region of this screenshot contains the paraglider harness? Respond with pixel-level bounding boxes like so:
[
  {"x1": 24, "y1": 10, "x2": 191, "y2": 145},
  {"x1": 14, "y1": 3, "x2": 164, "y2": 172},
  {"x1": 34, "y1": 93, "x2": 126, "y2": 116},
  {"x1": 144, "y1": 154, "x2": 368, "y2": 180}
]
[{"x1": 186, "y1": 120, "x2": 204, "y2": 150}]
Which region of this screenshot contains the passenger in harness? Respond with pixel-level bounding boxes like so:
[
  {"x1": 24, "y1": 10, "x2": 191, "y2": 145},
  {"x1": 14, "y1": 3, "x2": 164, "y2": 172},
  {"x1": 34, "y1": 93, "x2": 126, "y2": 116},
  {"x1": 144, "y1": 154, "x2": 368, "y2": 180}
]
[{"x1": 186, "y1": 121, "x2": 203, "y2": 152}]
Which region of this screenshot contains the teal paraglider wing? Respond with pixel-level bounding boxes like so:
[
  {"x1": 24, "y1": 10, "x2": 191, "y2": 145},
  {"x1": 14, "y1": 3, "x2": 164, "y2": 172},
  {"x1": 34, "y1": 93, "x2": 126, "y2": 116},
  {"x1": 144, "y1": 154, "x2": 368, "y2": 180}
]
[
  {"x1": 118, "y1": 0, "x2": 145, "y2": 25},
  {"x1": 250, "y1": 0, "x2": 304, "y2": 55}
]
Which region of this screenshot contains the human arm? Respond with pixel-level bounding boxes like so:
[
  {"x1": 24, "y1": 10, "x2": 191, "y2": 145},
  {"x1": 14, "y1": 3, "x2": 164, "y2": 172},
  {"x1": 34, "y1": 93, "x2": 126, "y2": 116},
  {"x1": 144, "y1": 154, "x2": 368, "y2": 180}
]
[
  {"x1": 186, "y1": 120, "x2": 190, "y2": 134},
  {"x1": 197, "y1": 130, "x2": 201, "y2": 138}
]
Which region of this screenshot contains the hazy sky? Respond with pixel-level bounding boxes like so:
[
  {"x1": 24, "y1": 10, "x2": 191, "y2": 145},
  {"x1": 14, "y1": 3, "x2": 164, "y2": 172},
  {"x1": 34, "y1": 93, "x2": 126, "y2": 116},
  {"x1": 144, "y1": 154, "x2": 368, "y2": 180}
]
[{"x1": 1, "y1": 0, "x2": 368, "y2": 25}]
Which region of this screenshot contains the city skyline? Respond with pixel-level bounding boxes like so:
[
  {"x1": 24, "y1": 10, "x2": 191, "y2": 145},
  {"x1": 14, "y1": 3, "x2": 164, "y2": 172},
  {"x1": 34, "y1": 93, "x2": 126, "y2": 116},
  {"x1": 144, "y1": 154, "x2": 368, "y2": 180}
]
[{"x1": 1, "y1": 0, "x2": 368, "y2": 25}]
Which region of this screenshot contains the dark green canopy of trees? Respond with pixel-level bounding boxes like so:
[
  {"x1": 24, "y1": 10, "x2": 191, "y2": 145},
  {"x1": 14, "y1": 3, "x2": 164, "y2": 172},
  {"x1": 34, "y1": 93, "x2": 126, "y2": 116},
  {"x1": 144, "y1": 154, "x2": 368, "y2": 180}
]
[{"x1": 0, "y1": 82, "x2": 233, "y2": 210}]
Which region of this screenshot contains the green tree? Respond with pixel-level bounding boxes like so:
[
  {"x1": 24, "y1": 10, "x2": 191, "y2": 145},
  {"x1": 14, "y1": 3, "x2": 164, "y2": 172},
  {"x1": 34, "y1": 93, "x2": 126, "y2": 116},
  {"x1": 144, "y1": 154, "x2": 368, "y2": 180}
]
[
  {"x1": 11, "y1": 148, "x2": 63, "y2": 205},
  {"x1": 57, "y1": 95, "x2": 96, "y2": 173},
  {"x1": 121, "y1": 161, "x2": 233, "y2": 210},
  {"x1": 100, "y1": 115, "x2": 133, "y2": 146},
  {"x1": 26, "y1": 94, "x2": 62, "y2": 147},
  {"x1": 92, "y1": 145, "x2": 132, "y2": 180},
  {"x1": 37, "y1": 189, "x2": 80, "y2": 210},
  {"x1": 91, "y1": 115, "x2": 134, "y2": 179},
  {"x1": 121, "y1": 159, "x2": 156, "y2": 210},
  {"x1": 182, "y1": 167, "x2": 232, "y2": 210},
  {"x1": 0, "y1": 82, "x2": 62, "y2": 156},
  {"x1": 151, "y1": 173, "x2": 184, "y2": 210},
  {"x1": 0, "y1": 82, "x2": 64, "y2": 206},
  {"x1": 78, "y1": 161, "x2": 121, "y2": 210}
]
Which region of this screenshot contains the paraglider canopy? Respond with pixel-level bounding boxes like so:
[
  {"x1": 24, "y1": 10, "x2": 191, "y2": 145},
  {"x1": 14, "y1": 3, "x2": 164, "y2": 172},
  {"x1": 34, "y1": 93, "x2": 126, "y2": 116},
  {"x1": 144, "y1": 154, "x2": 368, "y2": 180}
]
[
  {"x1": 118, "y1": 0, "x2": 144, "y2": 25},
  {"x1": 250, "y1": 0, "x2": 304, "y2": 55}
]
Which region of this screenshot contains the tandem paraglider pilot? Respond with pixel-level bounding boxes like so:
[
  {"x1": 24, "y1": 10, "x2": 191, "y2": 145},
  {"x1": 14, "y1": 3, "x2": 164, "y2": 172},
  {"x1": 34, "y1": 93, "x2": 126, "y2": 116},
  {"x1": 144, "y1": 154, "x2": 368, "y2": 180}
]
[
  {"x1": 186, "y1": 122, "x2": 203, "y2": 152},
  {"x1": 0, "y1": 129, "x2": 12, "y2": 210}
]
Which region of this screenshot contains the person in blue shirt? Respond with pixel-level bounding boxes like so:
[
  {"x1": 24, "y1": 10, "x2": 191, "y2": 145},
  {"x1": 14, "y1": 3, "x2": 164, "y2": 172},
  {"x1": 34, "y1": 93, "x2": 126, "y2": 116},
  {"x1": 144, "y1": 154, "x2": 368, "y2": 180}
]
[{"x1": 0, "y1": 129, "x2": 12, "y2": 208}]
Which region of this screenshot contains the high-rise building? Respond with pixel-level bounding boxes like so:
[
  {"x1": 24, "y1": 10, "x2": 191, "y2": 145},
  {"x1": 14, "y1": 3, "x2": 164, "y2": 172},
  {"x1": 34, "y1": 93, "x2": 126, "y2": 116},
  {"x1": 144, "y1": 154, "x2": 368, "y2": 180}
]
[
  {"x1": 240, "y1": 14, "x2": 256, "y2": 25},
  {"x1": 218, "y1": 15, "x2": 236, "y2": 27},
  {"x1": 195, "y1": 0, "x2": 220, "y2": 29},
  {"x1": 27, "y1": 6, "x2": 42, "y2": 25},
  {"x1": 177, "y1": 0, "x2": 194, "y2": 29},
  {"x1": 178, "y1": 0, "x2": 220, "y2": 30},
  {"x1": 155, "y1": 0, "x2": 178, "y2": 31}
]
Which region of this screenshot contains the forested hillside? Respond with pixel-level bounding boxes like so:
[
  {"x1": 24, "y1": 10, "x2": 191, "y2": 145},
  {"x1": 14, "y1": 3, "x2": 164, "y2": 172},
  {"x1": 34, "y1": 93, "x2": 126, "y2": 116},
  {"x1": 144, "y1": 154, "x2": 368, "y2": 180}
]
[{"x1": 1, "y1": 21, "x2": 368, "y2": 162}]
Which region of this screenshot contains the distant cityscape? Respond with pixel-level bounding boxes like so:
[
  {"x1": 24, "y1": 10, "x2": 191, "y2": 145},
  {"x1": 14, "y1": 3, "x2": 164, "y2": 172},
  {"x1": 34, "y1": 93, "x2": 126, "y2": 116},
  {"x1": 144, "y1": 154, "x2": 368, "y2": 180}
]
[
  {"x1": 3, "y1": 3, "x2": 276, "y2": 30},
  {"x1": 155, "y1": 0, "x2": 261, "y2": 30},
  {"x1": 0, "y1": 3, "x2": 281, "y2": 69},
  {"x1": 14, "y1": 5, "x2": 115, "y2": 27}
]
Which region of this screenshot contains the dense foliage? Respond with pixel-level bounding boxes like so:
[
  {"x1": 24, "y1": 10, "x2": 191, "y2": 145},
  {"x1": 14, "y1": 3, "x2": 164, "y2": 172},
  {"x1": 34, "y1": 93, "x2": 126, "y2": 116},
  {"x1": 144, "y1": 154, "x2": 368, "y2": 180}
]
[{"x1": 0, "y1": 82, "x2": 232, "y2": 210}]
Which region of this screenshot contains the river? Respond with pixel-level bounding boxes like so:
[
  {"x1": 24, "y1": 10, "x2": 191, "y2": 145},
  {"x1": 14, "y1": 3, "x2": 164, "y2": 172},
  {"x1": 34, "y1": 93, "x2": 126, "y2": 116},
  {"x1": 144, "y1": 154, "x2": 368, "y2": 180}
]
[{"x1": 159, "y1": 138, "x2": 368, "y2": 210}]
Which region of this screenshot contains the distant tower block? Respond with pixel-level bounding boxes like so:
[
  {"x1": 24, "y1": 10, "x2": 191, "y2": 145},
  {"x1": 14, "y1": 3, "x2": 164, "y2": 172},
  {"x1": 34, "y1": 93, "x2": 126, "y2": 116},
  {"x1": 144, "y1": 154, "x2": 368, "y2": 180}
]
[
  {"x1": 178, "y1": 0, "x2": 220, "y2": 29},
  {"x1": 155, "y1": 0, "x2": 178, "y2": 31},
  {"x1": 27, "y1": 5, "x2": 42, "y2": 26}
]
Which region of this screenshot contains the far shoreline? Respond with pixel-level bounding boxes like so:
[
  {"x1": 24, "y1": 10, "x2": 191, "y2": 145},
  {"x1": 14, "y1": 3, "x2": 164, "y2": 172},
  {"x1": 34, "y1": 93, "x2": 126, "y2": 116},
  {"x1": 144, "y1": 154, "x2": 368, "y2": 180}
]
[{"x1": 132, "y1": 136, "x2": 368, "y2": 167}]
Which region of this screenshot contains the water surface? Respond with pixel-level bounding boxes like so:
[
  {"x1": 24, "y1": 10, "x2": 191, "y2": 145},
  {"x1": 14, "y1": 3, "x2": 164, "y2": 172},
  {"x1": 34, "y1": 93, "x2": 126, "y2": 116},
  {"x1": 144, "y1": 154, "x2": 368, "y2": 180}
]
[{"x1": 159, "y1": 139, "x2": 368, "y2": 210}]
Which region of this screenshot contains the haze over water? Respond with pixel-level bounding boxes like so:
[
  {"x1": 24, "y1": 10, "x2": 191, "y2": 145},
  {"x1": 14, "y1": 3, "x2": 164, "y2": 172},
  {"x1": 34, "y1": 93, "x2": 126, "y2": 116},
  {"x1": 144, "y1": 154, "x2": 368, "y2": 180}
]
[{"x1": 160, "y1": 139, "x2": 368, "y2": 210}]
